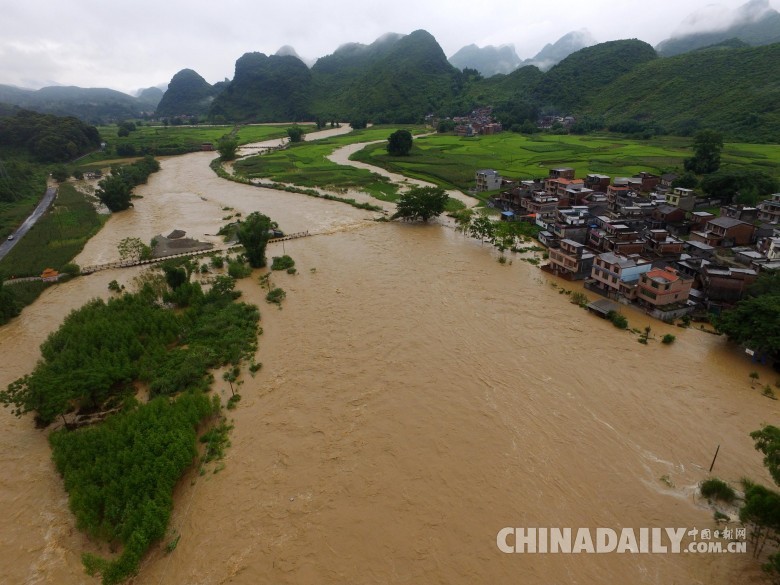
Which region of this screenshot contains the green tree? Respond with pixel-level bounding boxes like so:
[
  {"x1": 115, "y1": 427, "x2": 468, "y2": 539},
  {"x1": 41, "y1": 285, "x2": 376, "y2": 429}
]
[
  {"x1": 387, "y1": 129, "x2": 413, "y2": 156},
  {"x1": 97, "y1": 174, "x2": 132, "y2": 212},
  {"x1": 349, "y1": 118, "x2": 368, "y2": 130},
  {"x1": 437, "y1": 119, "x2": 455, "y2": 133},
  {"x1": 700, "y1": 169, "x2": 779, "y2": 205},
  {"x1": 715, "y1": 273, "x2": 780, "y2": 359},
  {"x1": 684, "y1": 130, "x2": 723, "y2": 174},
  {"x1": 117, "y1": 237, "x2": 151, "y2": 263},
  {"x1": 217, "y1": 136, "x2": 239, "y2": 161},
  {"x1": 286, "y1": 125, "x2": 305, "y2": 143},
  {"x1": 391, "y1": 186, "x2": 449, "y2": 223},
  {"x1": 0, "y1": 276, "x2": 22, "y2": 325},
  {"x1": 671, "y1": 171, "x2": 698, "y2": 189},
  {"x1": 751, "y1": 426, "x2": 780, "y2": 486},
  {"x1": 237, "y1": 212, "x2": 273, "y2": 268},
  {"x1": 51, "y1": 166, "x2": 69, "y2": 182},
  {"x1": 469, "y1": 212, "x2": 496, "y2": 243},
  {"x1": 451, "y1": 208, "x2": 474, "y2": 235}
]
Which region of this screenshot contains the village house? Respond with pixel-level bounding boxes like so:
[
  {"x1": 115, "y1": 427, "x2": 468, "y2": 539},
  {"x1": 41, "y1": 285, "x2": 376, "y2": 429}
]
[
  {"x1": 588, "y1": 217, "x2": 645, "y2": 255},
  {"x1": 522, "y1": 192, "x2": 559, "y2": 224},
  {"x1": 588, "y1": 252, "x2": 652, "y2": 301},
  {"x1": 689, "y1": 216, "x2": 757, "y2": 248},
  {"x1": 700, "y1": 264, "x2": 758, "y2": 308},
  {"x1": 666, "y1": 187, "x2": 696, "y2": 211},
  {"x1": 584, "y1": 174, "x2": 611, "y2": 192},
  {"x1": 758, "y1": 194, "x2": 780, "y2": 225},
  {"x1": 549, "y1": 207, "x2": 592, "y2": 243},
  {"x1": 648, "y1": 204, "x2": 686, "y2": 229},
  {"x1": 643, "y1": 229, "x2": 685, "y2": 258},
  {"x1": 633, "y1": 171, "x2": 661, "y2": 193},
  {"x1": 545, "y1": 177, "x2": 586, "y2": 205},
  {"x1": 548, "y1": 239, "x2": 595, "y2": 280},
  {"x1": 475, "y1": 169, "x2": 502, "y2": 192},
  {"x1": 657, "y1": 173, "x2": 678, "y2": 194},
  {"x1": 636, "y1": 267, "x2": 693, "y2": 309},
  {"x1": 720, "y1": 204, "x2": 759, "y2": 223}
]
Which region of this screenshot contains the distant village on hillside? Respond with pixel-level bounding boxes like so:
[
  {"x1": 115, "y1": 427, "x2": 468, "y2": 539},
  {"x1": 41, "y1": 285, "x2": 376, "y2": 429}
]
[{"x1": 475, "y1": 164, "x2": 779, "y2": 322}]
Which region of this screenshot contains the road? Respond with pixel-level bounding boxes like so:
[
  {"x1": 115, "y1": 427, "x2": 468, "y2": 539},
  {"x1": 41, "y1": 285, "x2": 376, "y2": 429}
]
[{"x1": 0, "y1": 186, "x2": 57, "y2": 262}]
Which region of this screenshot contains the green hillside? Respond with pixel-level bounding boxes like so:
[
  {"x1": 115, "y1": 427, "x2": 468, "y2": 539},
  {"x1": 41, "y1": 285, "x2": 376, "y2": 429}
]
[
  {"x1": 155, "y1": 69, "x2": 217, "y2": 117},
  {"x1": 584, "y1": 43, "x2": 780, "y2": 142},
  {"x1": 209, "y1": 54, "x2": 312, "y2": 122},
  {"x1": 532, "y1": 39, "x2": 658, "y2": 112}
]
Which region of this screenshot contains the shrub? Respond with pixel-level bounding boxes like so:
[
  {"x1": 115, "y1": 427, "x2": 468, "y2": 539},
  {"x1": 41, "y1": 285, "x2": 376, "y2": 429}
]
[
  {"x1": 271, "y1": 255, "x2": 295, "y2": 271},
  {"x1": 700, "y1": 478, "x2": 736, "y2": 503},
  {"x1": 607, "y1": 310, "x2": 628, "y2": 329},
  {"x1": 266, "y1": 287, "x2": 286, "y2": 306},
  {"x1": 227, "y1": 259, "x2": 252, "y2": 279},
  {"x1": 571, "y1": 292, "x2": 588, "y2": 307},
  {"x1": 210, "y1": 255, "x2": 224, "y2": 269},
  {"x1": 107, "y1": 280, "x2": 121, "y2": 292},
  {"x1": 61, "y1": 263, "x2": 80, "y2": 276},
  {"x1": 662, "y1": 334, "x2": 676, "y2": 344}
]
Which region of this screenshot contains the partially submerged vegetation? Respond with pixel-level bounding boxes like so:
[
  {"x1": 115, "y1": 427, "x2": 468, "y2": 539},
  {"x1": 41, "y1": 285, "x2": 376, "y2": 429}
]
[{"x1": 0, "y1": 262, "x2": 261, "y2": 584}]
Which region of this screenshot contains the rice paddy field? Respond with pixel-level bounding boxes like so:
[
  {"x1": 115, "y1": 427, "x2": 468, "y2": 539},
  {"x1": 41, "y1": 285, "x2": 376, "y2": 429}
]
[
  {"x1": 234, "y1": 125, "x2": 425, "y2": 201},
  {"x1": 352, "y1": 133, "x2": 780, "y2": 192}
]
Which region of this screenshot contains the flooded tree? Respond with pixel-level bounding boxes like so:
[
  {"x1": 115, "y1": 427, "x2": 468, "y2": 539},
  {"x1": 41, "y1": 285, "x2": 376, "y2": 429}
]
[
  {"x1": 391, "y1": 186, "x2": 448, "y2": 223},
  {"x1": 237, "y1": 212, "x2": 273, "y2": 268}
]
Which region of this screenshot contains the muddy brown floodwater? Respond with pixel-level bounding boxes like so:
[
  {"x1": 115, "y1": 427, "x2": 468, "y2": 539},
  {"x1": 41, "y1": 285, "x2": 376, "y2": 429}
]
[{"x1": 0, "y1": 139, "x2": 777, "y2": 585}]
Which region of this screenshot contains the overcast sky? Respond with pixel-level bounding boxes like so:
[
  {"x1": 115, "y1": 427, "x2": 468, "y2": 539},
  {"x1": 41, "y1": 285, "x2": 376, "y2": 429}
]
[{"x1": 0, "y1": 0, "x2": 768, "y2": 95}]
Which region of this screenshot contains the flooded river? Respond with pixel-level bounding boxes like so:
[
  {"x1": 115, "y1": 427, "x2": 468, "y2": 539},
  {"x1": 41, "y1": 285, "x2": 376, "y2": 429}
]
[{"x1": 0, "y1": 137, "x2": 777, "y2": 584}]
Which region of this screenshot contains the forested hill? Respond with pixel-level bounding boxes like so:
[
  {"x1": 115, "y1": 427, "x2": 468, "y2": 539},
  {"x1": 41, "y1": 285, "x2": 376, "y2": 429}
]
[
  {"x1": 583, "y1": 42, "x2": 780, "y2": 142},
  {"x1": 196, "y1": 29, "x2": 462, "y2": 123},
  {"x1": 311, "y1": 29, "x2": 461, "y2": 123},
  {"x1": 0, "y1": 108, "x2": 101, "y2": 162},
  {"x1": 0, "y1": 85, "x2": 153, "y2": 123},
  {"x1": 531, "y1": 39, "x2": 658, "y2": 112},
  {"x1": 148, "y1": 31, "x2": 780, "y2": 141},
  {"x1": 156, "y1": 69, "x2": 220, "y2": 117},
  {"x1": 209, "y1": 54, "x2": 312, "y2": 122}
]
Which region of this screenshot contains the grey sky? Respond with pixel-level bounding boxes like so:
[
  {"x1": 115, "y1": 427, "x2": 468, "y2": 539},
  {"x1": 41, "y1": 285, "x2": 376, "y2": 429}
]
[{"x1": 0, "y1": 0, "x2": 768, "y2": 95}]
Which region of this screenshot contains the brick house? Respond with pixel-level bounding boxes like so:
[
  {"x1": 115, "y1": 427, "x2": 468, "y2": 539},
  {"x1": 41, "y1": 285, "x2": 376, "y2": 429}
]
[
  {"x1": 636, "y1": 267, "x2": 693, "y2": 308},
  {"x1": 644, "y1": 230, "x2": 684, "y2": 258},
  {"x1": 589, "y1": 252, "x2": 652, "y2": 300},
  {"x1": 758, "y1": 194, "x2": 780, "y2": 225},
  {"x1": 690, "y1": 217, "x2": 757, "y2": 247},
  {"x1": 548, "y1": 239, "x2": 595, "y2": 280}
]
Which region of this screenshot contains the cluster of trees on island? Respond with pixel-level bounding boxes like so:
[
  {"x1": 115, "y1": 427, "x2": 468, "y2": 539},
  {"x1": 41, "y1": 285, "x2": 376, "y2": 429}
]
[{"x1": 0, "y1": 253, "x2": 265, "y2": 584}]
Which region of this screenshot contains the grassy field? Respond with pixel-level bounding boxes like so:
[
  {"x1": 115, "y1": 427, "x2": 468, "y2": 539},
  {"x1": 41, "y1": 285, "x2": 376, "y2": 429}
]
[
  {"x1": 351, "y1": 133, "x2": 780, "y2": 192},
  {"x1": 234, "y1": 125, "x2": 426, "y2": 201},
  {"x1": 0, "y1": 183, "x2": 105, "y2": 278}
]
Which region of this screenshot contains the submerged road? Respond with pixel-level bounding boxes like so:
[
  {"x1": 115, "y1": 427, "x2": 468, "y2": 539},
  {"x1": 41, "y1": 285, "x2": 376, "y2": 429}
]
[{"x1": 0, "y1": 186, "x2": 58, "y2": 262}]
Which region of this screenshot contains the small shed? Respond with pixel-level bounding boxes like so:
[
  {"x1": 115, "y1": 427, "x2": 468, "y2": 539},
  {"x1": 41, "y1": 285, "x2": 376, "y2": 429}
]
[
  {"x1": 41, "y1": 268, "x2": 59, "y2": 282},
  {"x1": 586, "y1": 298, "x2": 619, "y2": 318}
]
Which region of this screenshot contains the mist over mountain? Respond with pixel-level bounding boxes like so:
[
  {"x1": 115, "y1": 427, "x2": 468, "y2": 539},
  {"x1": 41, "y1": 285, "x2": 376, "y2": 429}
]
[
  {"x1": 522, "y1": 29, "x2": 598, "y2": 70},
  {"x1": 448, "y1": 44, "x2": 522, "y2": 77},
  {"x1": 275, "y1": 45, "x2": 315, "y2": 67},
  {"x1": 657, "y1": 0, "x2": 780, "y2": 55},
  {"x1": 0, "y1": 84, "x2": 148, "y2": 122},
  {"x1": 1, "y1": 10, "x2": 778, "y2": 142},
  {"x1": 448, "y1": 30, "x2": 596, "y2": 77},
  {"x1": 136, "y1": 87, "x2": 164, "y2": 109}
]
